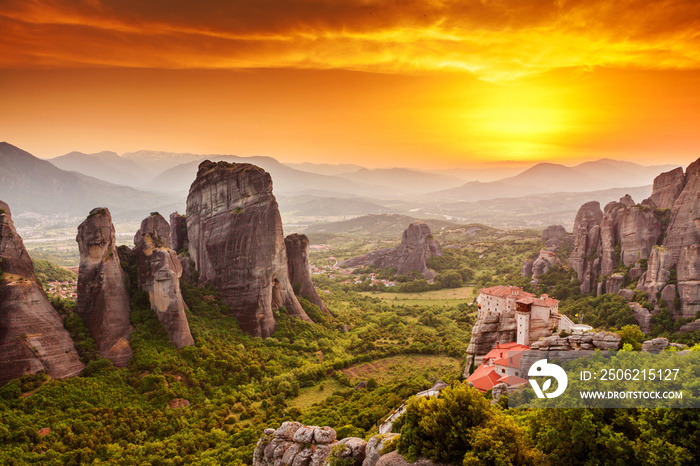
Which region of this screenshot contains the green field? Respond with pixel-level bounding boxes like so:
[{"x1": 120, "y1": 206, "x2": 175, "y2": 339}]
[
  {"x1": 342, "y1": 354, "x2": 461, "y2": 384},
  {"x1": 288, "y1": 354, "x2": 461, "y2": 411},
  {"x1": 288, "y1": 379, "x2": 346, "y2": 410},
  {"x1": 360, "y1": 286, "x2": 476, "y2": 306}
]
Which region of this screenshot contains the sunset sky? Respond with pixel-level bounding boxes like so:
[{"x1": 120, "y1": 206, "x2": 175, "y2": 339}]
[{"x1": 1, "y1": 0, "x2": 699, "y2": 169}]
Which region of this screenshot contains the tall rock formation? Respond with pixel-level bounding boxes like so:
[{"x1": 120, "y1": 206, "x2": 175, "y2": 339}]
[
  {"x1": 639, "y1": 160, "x2": 700, "y2": 318},
  {"x1": 570, "y1": 158, "x2": 700, "y2": 319},
  {"x1": 649, "y1": 167, "x2": 685, "y2": 210},
  {"x1": 569, "y1": 201, "x2": 603, "y2": 294},
  {"x1": 76, "y1": 207, "x2": 133, "y2": 366},
  {"x1": 569, "y1": 197, "x2": 663, "y2": 295},
  {"x1": 134, "y1": 213, "x2": 194, "y2": 349},
  {"x1": 284, "y1": 233, "x2": 330, "y2": 315},
  {"x1": 169, "y1": 212, "x2": 188, "y2": 253},
  {"x1": 1, "y1": 201, "x2": 84, "y2": 384},
  {"x1": 541, "y1": 224, "x2": 568, "y2": 248},
  {"x1": 339, "y1": 222, "x2": 443, "y2": 279},
  {"x1": 186, "y1": 160, "x2": 311, "y2": 338}
]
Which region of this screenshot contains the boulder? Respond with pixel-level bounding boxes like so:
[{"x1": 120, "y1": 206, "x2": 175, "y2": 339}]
[
  {"x1": 491, "y1": 382, "x2": 508, "y2": 403},
  {"x1": 134, "y1": 213, "x2": 194, "y2": 348},
  {"x1": 334, "y1": 438, "x2": 368, "y2": 466},
  {"x1": 618, "y1": 289, "x2": 636, "y2": 301},
  {"x1": 521, "y1": 260, "x2": 534, "y2": 278},
  {"x1": 592, "y1": 332, "x2": 622, "y2": 350},
  {"x1": 339, "y1": 222, "x2": 443, "y2": 279},
  {"x1": 363, "y1": 434, "x2": 399, "y2": 466},
  {"x1": 292, "y1": 425, "x2": 317, "y2": 444},
  {"x1": 76, "y1": 207, "x2": 133, "y2": 366},
  {"x1": 275, "y1": 421, "x2": 303, "y2": 441},
  {"x1": 0, "y1": 202, "x2": 84, "y2": 385},
  {"x1": 186, "y1": 161, "x2": 311, "y2": 338},
  {"x1": 642, "y1": 337, "x2": 669, "y2": 353},
  {"x1": 285, "y1": 234, "x2": 329, "y2": 316},
  {"x1": 314, "y1": 426, "x2": 337, "y2": 445}
]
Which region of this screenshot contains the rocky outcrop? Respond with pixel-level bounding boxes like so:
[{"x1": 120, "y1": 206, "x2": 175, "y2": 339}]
[
  {"x1": 134, "y1": 213, "x2": 194, "y2": 349},
  {"x1": 253, "y1": 422, "x2": 369, "y2": 466},
  {"x1": 597, "y1": 273, "x2": 624, "y2": 296},
  {"x1": 529, "y1": 331, "x2": 621, "y2": 351},
  {"x1": 76, "y1": 207, "x2": 133, "y2": 366},
  {"x1": 641, "y1": 337, "x2": 669, "y2": 353},
  {"x1": 570, "y1": 194, "x2": 664, "y2": 295},
  {"x1": 339, "y1": 222, "x2": 443, "y2": 279},
  {"x1": 169, "y1": 212, "x2": 188, "y2": 253},
  {"x1": 541, "y1": 225, "x2": 568, "y2": 248},
  {"x1": 1, "y1": 201, "x2": 84, "y2": 384},
  {"x1": 465, "y1": 311, "x2": 517, "y2": 365},
  {"x1": 186, "y1": 161, "x2": 311, "y2": 338},
  {"x1": 521, "y1": 260, "x2": 534, "y2": 278},
  {"x1": 532, "y1": 249, "x2": 561, "y2": 279},
  {"x1": 363, "y1": 434, "x2": 399, "y2": 466},
  {"x1": 569, "y1": 201, "x2": 603, "y2": 294},
  {"x1": 637, "y1": 246, "x2": 673, "y2": 305},
  {"x1": 285, "y1": 233, "x2": 329, "y2": 315},
  {"x1": 629, "y1": 302, "x2": 652, "y2": 333},
  {"x1": 678, "y1": 318, "x2": 700, "y2": 334},
  {"x1": 676, "y1": 244, "x2": 700, "y2": 318},
  {"x1": 637, "y1": 160, "x2": 700, "y2": 318},
  {"x1": 650, "y1": 167, "x2": 685, "y2": 210}
]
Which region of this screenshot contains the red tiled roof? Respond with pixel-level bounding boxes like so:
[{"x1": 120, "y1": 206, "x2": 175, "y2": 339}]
[
  {"x1": 494, "y1": 351, "x2": 525, "y2": 369},
  {"x1": 532, "y1": 297, "x2": 559, "y2": 307},
  {"x1": 466, "y1": 365, "x2": 501, "y2": 392},
  {"x1": 480, "y1": 285, "x2": 535, "y2": 300},
  {"x1": 497, "y1": 375, "x2": 529, "y2": 386},
  {"x1": 483, "y1": 343, "x2": 530, "y2": 363}
]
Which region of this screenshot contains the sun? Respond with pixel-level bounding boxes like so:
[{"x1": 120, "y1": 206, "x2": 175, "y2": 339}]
[{"x1": 461, "y1": 81, "x2": 577, "y2": 161}]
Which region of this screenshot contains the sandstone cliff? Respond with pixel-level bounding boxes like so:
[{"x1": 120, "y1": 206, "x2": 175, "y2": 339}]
[
  {"x1": 169, "y1": 212, "x2": 188, "y2": 253},
  {"x1": 284, "y1": 233, "x2": 329, "y2": 315},
  {"x1": 339, "y1": 222, "x2": 443, "y2": 279},
  {"x1": 1, "y1": 201, "x2": 84, "y2": 384},
  {"x1": 569, "y1": 158, "x2": 700, "y2": 319},
  {"x1": 186, "y1": 161, "x2": 311, "y2": 338},
  {"x1": 134, "y1": 213, "x2": 194, "y2": 349},
  {"x1": 76, "y1": 207, "x2": 133, "y2": 366}
]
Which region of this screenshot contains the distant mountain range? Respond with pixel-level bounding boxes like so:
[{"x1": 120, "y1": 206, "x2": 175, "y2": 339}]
[
  {"x1": 1, "y1": 141, "x2": 685, "y2": 231},
  {"x1": 147, "y1": 156, "x2": 394, "y2": 197},
  {"x1": 432, "y1": 159, "x2": 678, "y2": 200},
  {"x1": 0, "y1": 143, "x2": 182, "y2": 220}
]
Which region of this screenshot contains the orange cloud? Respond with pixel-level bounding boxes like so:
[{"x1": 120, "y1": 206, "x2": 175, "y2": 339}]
[{"x1": 2, "y1": 0, "x2": 700, "y2": 81}]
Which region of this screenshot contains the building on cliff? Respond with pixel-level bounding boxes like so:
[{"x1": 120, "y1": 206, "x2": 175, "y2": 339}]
[
  {"x1": 466, "y1": 286, "x2": 575, "y2": 369},
  {"x1": 476, "y1": 285, "x2": 573, "y2": 346},
  {"x1": 466, "y1": 342, "x2": 530, "y2": 392}
]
